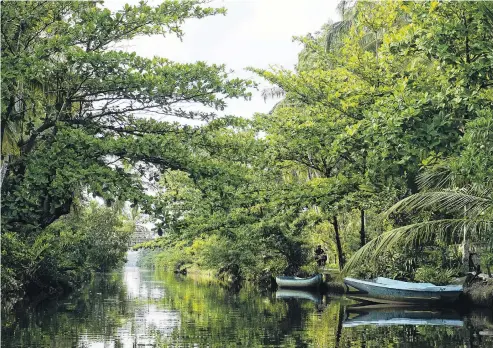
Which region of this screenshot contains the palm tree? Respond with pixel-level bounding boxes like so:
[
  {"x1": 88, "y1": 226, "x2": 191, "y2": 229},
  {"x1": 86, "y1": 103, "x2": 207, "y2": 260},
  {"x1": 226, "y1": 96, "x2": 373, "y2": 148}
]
[
  {"x1": 258, "y1": 1, "x2": 358, "y2": 105},
  {"x1": 342, "y1": 0, "x2": 493, "y2": 271},
  {"x1": 344, "y1": 173, "x2": 493, "y2": 274},
  {"x1": 324, "y1": 0, "x2": 357, "y2": 53},
  {"x1": 261, "y1": 87, "x2": 285, "y2": 102},
  {"x1": 259, "y1": 0, "x2": 397, "y2": 105}
]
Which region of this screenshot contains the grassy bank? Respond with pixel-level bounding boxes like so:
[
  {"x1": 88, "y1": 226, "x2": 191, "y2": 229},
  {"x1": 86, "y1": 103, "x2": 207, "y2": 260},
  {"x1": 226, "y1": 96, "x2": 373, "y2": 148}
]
[{"x1": 464, "y1": 280, "x2": 493, "y2": 308}]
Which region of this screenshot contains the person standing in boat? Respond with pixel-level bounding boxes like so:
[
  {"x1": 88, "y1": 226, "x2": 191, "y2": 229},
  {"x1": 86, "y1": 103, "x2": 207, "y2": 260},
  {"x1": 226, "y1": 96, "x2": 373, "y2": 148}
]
[{"x1": 314, "y1": 245, "x2": 327, "y2": 267}]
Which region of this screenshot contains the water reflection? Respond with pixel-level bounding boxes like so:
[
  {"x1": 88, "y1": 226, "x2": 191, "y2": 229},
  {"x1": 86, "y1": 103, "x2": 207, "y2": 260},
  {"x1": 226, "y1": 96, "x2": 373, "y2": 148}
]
[
  {"x1": 343, "y1": 304, "x2": 463, "y2": 327},
  {"x1": 124, "y1": 266, "x2": 166, "y2": 300},
  {"x1": 3, "y1": 257, "x2": 493, "y2": 347},
  {"x1": 276, "y1": 289, "x2": 323, "y2": 304}
]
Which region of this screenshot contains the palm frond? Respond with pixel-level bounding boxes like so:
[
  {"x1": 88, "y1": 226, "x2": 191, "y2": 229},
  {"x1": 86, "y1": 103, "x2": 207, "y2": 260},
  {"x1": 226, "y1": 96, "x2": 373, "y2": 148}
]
[
  {"x1": 344, "y1": 219, "x2": 493, "y2": 272},
  {"x1": 269, "y1": 99, "x2": 290, "y2": 115},
  {"x1": 1, "y1": 120, "x2": 21, "y2": 157},
  {"x1": 462, "y1": 116, "x2": 493, "y2": 147},
  {"x1": 325, "y1": 19, "x2": 353, "y2": 52},
  {"x1": 480, "y1": 2, "x2": 493, "y2": 28},
  {"x1": 337, "y1": 0, "x2": 357, "y2": 19},
  {"x1": 261, "y1": 87, "x2": 285, "y2": 102},
  {"x1": 417, "y1": 167, "x2": 455, "y2": 190},
  {"x1": 323, "y1": 0, "x2": 358, "y2": 53},
  {"x1": 360, "y1": 31, "x2": 382, "y2": 53},
  {"x1": 386, "y1": 188, "x2": 493, "y2": 219}
]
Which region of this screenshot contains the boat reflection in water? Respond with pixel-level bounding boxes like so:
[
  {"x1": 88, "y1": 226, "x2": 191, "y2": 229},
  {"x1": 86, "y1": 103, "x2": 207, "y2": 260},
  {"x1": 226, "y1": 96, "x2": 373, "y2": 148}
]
[
  {"x1": 275, "y1": 289, "x2": 332, "y2": 313},
  {"x1": 275, "y1": 289, "x2": 323, "y2": 304},
  {"x1": 343, "y1": 304, "x2": 464, "y2": 328}
]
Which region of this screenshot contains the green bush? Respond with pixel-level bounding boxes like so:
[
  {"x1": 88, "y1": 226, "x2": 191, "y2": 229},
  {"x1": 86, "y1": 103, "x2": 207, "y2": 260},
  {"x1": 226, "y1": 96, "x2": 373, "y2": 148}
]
[
  {"x1": 136, "y1": 249, "x2": 163, "y2": 269},
  {"x1": 481, "y1": 252, "x2": 493, "y2": 277},
  {"x1": 414, "y1": 266, "x2": 456, "y2": 285},
  {"x1": 154, "y1": 241, "x2": 194, "y2": 272},
  {"x1": 84, "y1": 207, "x2": 133, "y2": 272},
  {"x1": 1, "y1": 203, "x2": 134, "y2": 302}
]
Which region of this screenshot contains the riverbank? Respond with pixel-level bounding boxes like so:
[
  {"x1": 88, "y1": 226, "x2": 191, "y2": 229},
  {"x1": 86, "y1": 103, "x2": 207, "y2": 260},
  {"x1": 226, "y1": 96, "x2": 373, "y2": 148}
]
[
  {"x1": 464, "y1": 280, "x2": 493, "y2": 308},
  {"x1": 137, "y1": 248, "x2": 493, "y2": 308}
]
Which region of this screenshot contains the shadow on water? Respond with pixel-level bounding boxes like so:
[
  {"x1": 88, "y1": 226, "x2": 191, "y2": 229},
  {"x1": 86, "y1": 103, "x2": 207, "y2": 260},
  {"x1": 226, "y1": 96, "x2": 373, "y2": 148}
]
[{"x1": 3, "y1": 260, "x2": 493, "y2": 347}]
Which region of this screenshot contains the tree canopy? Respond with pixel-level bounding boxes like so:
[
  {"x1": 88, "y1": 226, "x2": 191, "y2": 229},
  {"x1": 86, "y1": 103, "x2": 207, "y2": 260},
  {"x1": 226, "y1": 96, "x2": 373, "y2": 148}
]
[
  {"x1": 140, "y1": 0, "x2": 493, "y2": 284},
  {"x1": 1, "y1": 0, "x2": 253, "y2": 303},
  {"x1": 3, "y1": 0, "x2": 493, "y2": 305}
]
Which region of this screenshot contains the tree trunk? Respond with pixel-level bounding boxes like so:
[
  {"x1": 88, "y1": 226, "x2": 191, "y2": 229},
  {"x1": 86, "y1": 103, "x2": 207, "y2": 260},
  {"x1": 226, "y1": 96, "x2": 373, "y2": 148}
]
[
  {"x1": 461, "y1": 206, "x2": 470, "y2": 273},
  {"x1": 0, "y1": 160, "x2": 8, "y2": 187},
  {"x1": 333, "y1": 216, "x2": 345, "y2": 270},
  {"x1": 360, "y1": 209, "x2": 366, "y2": 247},
  {"x1": 460, "y1": 237, "x2": 470, "y2": 273}
]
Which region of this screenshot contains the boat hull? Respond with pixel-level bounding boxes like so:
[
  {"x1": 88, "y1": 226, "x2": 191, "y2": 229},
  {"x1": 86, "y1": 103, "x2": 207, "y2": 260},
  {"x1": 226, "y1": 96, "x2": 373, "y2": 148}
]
[
  {"x1": 276, "y1": 274, "x2": 322, "y2": 289},
  {"x1": 344, "y1": 278, "x2": 462, "y2": 305}
]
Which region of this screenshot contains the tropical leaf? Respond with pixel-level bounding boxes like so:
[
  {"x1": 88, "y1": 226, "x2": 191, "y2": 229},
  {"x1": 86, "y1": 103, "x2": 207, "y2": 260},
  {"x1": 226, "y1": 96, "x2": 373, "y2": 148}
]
[
  {"x1": 344, "y1": 219, "x2": 493, "y2": 273},
  {"x1": 386, "y1": 188, "x2": 493, "y2": 219},
  {"x1": 261, "y1": 87, "x2": 285, "y2": 102},
  {"x1": 416, "y1": 167, "x2": 456, "y2": 190},
  {"x1": 480, "y1": 2, "x2": 493, "y2": 28},
  {"x1": 1, "y1": 120, "x2": 21, "y2": 157},
  {"x1": 345, "y1": 168, "x2": 493, "y2": 273},
  {"x1": 325, "y1": 0, "x2": 357, "y2": 52},
  {"x1": 325, "y1": 19, "x2": 354, "y2": 52}
]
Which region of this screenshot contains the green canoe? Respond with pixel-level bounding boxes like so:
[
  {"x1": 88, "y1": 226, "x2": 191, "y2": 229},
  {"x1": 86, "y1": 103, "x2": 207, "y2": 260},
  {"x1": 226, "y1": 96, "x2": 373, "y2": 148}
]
[{"x1": 275, "y1": 274, "x2": 322, "y2": 289}]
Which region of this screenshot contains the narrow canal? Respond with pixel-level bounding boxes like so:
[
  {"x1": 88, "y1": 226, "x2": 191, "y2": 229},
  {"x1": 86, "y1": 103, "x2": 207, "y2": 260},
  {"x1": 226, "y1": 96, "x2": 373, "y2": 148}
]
[{"x1": 3, "y1": 251, "x2": 493, "y2": 347}]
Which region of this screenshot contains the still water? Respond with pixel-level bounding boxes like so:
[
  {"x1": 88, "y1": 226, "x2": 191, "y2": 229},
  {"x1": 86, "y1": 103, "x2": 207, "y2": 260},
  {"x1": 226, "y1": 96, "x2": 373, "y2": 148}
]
[{"x1": 3, "y1": 251, "x2": 493, "y2": 347}]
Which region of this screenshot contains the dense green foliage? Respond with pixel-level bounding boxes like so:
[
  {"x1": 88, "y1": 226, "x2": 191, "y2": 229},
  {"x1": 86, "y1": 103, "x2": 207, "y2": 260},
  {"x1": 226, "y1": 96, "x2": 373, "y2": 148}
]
[
  {"x1": 1, "y1": 0, "x2": 252, "y2": 304},
  {"x1": 2, "y1": 203, "x2": 134, "y2": 307},
  {"x1": 343, "y1": 1, "x2": 493, "y2": 277},
  {"x1": 140, "y1": 0, "x2": 493, "y2": 285},
  {"x1": 3, "y1": 0, "x2": 493, "y2": 307}
]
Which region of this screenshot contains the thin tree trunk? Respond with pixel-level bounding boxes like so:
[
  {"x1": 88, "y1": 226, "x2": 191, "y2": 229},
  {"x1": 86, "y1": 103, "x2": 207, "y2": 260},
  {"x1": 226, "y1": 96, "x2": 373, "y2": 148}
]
[
  {"x1": 374, "y1": 31, "x2": 379, "y2": 63},
  {"x1": 360, "y1": 209, "x2": 366, "y2": 247},
  {"x1": 463, "y1": 12, "x2": 471, "y2": 64},
  {"x1": 0, "y1": 160, "x2": 9, "y2": 188},
  {"x1": 333, "y1": 216, "x2": 345, "y2": 270},
  {"x1": 461, "y1": 206, "x2": 470, "y2": 273}
]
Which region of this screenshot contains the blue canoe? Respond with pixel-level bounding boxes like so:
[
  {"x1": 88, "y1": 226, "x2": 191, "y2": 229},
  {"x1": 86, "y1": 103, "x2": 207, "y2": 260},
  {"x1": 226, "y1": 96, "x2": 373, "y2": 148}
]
[
  {"x1": 276, "y1": 274, "x2": 322, "y2": 289},
  {"x1": 344, "y1": 277, "x2": 462, "y2": 305}
]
